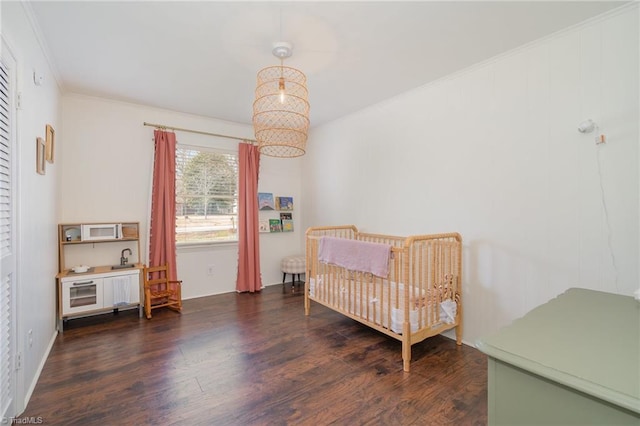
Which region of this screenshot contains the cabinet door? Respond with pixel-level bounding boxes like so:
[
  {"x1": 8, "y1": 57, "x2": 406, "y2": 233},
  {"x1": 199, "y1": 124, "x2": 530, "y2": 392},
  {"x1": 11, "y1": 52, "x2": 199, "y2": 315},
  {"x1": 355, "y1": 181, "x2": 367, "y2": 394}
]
[
  {"x1": 62, "y1": 278, "x2": 104, "y2": 315},
  {"x1": 104, "y1": 272, "x2": 140, "y2": 307}
]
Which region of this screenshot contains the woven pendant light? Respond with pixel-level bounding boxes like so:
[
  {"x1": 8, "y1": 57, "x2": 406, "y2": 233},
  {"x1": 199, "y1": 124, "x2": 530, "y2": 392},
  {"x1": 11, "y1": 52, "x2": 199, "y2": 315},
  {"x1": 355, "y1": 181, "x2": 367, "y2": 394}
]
[{"x1": 253, "y1": 42, "x2": 310, "y2": 158}]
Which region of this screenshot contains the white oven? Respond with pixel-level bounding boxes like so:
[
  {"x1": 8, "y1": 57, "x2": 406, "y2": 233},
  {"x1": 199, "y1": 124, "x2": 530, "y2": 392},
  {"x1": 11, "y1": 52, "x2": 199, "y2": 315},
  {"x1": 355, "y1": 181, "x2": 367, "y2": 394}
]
[{"x1": 62, "y1": 278, "x2": 104, "y2": 315}]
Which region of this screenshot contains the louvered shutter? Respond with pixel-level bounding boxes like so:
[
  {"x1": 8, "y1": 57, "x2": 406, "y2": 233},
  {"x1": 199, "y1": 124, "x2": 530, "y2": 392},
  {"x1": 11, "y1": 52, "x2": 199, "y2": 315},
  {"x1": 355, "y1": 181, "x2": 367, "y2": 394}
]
[{"x1": 0, "y1": 54, "x2": 16, "y2": 419}]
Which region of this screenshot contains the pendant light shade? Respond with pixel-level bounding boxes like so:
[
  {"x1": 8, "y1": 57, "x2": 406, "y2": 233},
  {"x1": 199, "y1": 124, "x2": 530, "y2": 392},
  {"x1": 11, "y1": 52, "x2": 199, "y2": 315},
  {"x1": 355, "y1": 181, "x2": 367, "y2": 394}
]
[{"x1": 253, "y1": 42, "x2": 310, "y2": 158}]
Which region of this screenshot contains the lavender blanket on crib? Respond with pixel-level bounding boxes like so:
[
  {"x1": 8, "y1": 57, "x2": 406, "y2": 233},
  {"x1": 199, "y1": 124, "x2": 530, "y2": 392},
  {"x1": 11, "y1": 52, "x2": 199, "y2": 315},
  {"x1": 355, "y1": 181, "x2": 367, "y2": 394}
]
[{"x1": 318, "y1": 236, "x2": 392, "y2": 278}]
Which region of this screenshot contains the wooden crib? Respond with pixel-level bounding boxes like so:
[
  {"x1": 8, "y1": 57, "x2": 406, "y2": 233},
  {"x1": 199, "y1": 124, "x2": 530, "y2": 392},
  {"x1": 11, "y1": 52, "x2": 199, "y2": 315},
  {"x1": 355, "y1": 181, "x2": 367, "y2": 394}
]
[{"x1": 305, "y1": 225, "x2": 462, "y2": 372}]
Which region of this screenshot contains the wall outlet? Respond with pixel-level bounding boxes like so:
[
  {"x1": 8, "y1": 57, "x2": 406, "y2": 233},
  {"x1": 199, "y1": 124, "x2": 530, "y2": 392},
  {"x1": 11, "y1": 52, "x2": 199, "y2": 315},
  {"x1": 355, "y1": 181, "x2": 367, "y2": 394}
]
[
  {"x1": 207, "y1": 265, "x2": 214, "y2": 276},
  {"x1": 28, "y1": 329, "x2": 33, "y2": 348}
]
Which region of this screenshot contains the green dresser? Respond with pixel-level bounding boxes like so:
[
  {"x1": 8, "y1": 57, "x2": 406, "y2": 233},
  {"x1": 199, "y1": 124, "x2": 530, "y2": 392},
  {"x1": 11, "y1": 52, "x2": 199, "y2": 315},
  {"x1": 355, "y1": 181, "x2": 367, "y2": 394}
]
[{"x1": 476, "y1": 288, "x2": 640, "y2": 425}]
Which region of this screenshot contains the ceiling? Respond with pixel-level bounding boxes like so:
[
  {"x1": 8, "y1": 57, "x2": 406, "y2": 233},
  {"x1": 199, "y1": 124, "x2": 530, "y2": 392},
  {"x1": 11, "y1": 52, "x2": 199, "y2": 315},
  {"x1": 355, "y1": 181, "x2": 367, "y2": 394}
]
[{"x1": 28, "y1": 1, "x2": 627, "y2": 127}]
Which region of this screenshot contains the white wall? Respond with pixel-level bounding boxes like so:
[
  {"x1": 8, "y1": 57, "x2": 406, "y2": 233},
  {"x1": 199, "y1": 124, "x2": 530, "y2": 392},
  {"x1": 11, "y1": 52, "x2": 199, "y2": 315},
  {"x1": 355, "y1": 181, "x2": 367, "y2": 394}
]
[
  {"x1": 2, "y1": 1, "x2": 61, "y2": 414},
  {"x1": 302, "y1": 6, "x2": 639, "y2": 344},
  {"x1": 60, "y1": 94, "x2": 304, "y2": 298}
]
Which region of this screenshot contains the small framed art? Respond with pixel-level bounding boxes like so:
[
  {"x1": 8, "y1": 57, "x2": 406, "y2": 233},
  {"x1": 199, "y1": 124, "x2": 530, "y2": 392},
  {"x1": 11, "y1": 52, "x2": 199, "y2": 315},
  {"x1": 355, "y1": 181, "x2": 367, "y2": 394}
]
[
  {"x1": 45, "y1": 124, "x2": 55, "y2": 163},
  {"x1": 36, "y1": 137, "x2": 46, "y2": 175}
]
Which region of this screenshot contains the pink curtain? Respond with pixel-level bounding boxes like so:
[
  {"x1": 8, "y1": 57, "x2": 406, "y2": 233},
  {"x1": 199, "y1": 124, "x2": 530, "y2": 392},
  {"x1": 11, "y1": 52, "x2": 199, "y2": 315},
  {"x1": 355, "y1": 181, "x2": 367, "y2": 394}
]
[
  {"x1": 149, "y1": 130, "x2": 177, "y2": 281},
  {"x1": 236, "y1": 143, "x2": 262, "y2": 292}
]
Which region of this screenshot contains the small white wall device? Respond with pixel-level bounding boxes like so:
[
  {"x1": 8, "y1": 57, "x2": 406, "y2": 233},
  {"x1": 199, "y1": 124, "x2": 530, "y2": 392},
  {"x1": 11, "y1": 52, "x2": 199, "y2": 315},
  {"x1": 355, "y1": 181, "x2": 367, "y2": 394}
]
[
  {"x1": 577, "y1": 119, "x2": 606, "y2": 144},
  {"x1": 33, "y1": 70, "x2": 44, "y2": 86},
  {"x1": 577, "y1": 119, "x2": 596, "y2": 133}
]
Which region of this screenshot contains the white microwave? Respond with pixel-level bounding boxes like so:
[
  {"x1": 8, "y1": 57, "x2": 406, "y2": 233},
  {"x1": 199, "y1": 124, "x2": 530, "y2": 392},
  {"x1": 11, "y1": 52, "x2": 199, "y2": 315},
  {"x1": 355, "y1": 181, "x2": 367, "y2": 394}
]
[{"x1": 81, "y1": 223, "x2": 122, "y2": 241}]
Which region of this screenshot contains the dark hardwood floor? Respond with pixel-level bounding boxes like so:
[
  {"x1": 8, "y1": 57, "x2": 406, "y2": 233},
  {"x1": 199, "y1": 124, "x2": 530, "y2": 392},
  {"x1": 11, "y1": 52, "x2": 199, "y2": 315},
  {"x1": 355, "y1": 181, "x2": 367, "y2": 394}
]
[{"x1": 23, "y1": 284, "x2": 487, "y2": 425}]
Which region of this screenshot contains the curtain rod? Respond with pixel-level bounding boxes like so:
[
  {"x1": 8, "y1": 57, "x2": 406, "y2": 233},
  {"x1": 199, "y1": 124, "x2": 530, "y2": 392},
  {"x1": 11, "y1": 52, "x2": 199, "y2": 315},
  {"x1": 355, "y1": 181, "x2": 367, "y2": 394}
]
[{"x1": 143, "y1": 121, "x2": 257, "y2": 143}]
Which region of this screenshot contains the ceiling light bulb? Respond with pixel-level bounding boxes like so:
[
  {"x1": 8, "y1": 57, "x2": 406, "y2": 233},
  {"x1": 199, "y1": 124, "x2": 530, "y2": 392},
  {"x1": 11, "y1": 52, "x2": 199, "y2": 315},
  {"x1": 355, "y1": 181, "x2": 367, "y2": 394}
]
[{"x1": 278, "y1": 78, "x2": 286, "y2": 104}]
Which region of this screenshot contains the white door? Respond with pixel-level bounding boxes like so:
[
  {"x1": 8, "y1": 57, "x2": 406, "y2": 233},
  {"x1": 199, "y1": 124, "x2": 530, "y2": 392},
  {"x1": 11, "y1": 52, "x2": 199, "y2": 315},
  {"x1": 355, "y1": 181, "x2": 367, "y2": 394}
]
[{"x1": 0, "y1": 41, "x2": 18, "y2": 420}]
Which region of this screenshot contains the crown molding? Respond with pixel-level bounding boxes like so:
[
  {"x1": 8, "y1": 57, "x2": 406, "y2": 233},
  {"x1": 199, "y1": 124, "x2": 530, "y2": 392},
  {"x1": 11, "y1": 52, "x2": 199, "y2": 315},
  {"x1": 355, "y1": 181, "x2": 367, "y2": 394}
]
[{"x1": 20, "y1": 0, "x2": 64, "y2": 92}]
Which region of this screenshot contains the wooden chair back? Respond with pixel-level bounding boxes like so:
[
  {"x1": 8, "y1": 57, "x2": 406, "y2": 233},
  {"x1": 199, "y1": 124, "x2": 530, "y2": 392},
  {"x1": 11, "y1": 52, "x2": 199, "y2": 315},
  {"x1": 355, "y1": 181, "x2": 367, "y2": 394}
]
[{"x1": 143, "y1": 263, "x2": 182, "y2": 319}]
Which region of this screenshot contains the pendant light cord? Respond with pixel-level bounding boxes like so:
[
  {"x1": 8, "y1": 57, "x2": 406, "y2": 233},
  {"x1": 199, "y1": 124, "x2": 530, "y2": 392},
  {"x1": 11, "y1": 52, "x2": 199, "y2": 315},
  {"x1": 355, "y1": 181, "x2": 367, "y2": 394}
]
[{"x1": 595, "y1": 144, "x2": 619, "y2": 293}]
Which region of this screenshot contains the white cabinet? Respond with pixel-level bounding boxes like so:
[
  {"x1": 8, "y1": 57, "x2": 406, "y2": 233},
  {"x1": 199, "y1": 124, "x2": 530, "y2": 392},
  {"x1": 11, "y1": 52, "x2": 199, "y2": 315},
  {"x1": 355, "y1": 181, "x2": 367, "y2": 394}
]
[{"x1": 58, "y1": 269, "x2": 141, "y2": 330}]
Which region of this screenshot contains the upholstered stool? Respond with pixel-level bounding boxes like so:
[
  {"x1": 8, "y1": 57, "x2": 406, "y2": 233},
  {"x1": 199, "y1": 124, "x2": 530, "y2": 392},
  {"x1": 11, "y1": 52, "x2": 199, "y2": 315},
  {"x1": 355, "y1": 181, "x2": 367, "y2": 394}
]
[{"x1": 281, "y1": 255, "x2": 305, "y2": 293}]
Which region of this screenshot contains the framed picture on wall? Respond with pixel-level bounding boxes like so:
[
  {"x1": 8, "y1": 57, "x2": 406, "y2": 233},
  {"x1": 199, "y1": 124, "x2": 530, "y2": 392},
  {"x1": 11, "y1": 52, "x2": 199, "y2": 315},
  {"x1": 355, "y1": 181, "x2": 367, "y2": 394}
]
[
  {"x1": 259, "y1": 220, "x2": 270, "y2": 233},
  {"x1": 45, "y1": 124, "x2": 55, "y2": 163},
  {"x1": 36, "y1": 137, "x2": 46, "y2": 175}
]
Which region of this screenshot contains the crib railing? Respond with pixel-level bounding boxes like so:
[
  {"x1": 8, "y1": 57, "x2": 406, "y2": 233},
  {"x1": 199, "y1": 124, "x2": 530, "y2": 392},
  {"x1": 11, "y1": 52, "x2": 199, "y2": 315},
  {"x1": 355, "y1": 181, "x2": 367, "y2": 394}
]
[
  {"x1": 404, "y1": 233, "x2": 462, "y2": 341},
  {"x1": 305, "y1": 225, "x2": 462, "y2": 372}
]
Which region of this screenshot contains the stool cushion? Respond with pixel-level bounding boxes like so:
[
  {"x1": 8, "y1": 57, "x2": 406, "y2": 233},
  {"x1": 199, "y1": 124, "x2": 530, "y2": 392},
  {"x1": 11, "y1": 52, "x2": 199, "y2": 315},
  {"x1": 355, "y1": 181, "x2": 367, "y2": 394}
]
[{"x1": 281, "y1": 255, "x2": 305, "y2": 274}]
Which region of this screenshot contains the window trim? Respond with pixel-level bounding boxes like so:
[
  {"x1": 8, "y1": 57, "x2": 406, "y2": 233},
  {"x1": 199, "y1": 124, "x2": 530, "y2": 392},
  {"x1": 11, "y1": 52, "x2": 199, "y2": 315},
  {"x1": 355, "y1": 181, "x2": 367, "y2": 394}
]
[{"x1": 177, "y1": 239, "x2": 238, "y2": 250}]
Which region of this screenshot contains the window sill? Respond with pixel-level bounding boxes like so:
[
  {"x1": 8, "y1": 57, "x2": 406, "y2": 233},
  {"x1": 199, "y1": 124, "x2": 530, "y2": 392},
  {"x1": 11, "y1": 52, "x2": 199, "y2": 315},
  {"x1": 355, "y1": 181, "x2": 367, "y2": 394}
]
[{"x1": 177, "y1": 240, "x2": 238, "y2": 251}]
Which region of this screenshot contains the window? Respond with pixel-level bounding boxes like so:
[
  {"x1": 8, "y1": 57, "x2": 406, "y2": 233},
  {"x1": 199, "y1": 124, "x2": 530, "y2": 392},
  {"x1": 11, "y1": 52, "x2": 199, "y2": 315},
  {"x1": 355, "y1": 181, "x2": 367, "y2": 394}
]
[{"x1": 175, "y1": 145, "x2": 238, "y2": 244}]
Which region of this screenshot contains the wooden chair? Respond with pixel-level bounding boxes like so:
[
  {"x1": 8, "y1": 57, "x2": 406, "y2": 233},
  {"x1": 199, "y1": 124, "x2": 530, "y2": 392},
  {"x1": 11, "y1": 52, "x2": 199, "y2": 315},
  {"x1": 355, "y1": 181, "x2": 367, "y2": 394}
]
[{"x1": 143, "y1": 264, "x2": 182, "y2": 319}]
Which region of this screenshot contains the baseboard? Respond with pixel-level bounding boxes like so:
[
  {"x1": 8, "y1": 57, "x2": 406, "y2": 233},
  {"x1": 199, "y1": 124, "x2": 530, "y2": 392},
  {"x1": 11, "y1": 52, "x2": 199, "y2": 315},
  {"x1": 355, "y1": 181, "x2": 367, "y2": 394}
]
[{"x1": 22, "y1": 330, "x2": 57, "y2": 411}]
